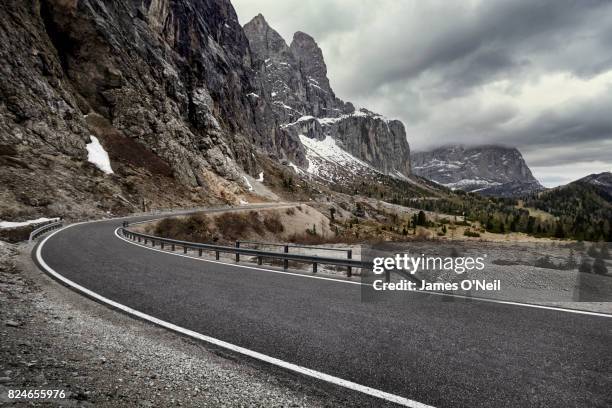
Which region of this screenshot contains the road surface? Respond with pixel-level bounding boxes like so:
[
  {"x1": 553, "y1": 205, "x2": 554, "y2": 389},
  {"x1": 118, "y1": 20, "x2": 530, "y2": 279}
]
[{"x1": 35, "y1": 209, "x2": 612, "y2": 407}]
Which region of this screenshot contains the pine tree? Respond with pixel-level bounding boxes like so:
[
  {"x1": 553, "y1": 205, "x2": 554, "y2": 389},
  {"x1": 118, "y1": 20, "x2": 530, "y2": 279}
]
[
  {"x1": 417, "y1": 211, "x2": 427, "y2": 226},
  {"x1": 554, "y1": 221, "x2": 565, "y2": 238}
]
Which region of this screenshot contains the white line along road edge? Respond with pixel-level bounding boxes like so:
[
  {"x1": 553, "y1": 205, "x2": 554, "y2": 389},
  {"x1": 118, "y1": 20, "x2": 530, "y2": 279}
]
[
  {"x1": 116, "y1": 228, "x2": 612, "y2": 319},
  {"x1": 114, "y1": 228, "x2": 366, "y2": 287},
  {"x1": 36, "y1": 222, "x2": 435, "y2": 408}
]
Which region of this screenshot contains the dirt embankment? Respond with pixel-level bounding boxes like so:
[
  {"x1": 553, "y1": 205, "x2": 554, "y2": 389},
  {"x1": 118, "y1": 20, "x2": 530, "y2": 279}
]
[{"x1": 136, "y1": 205, "x2": 335, "y2": 245}]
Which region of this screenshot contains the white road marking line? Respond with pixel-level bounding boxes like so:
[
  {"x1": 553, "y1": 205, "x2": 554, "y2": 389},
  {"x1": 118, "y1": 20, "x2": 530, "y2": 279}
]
[
  {"x1": 114, "y1": 228, "x2": 365, "y2": 286},
  {"x1": 117, "y1": 228, "x2": 612, "y2": 318},
  {"x1": 36, "y1": 223, "x2": 433, "y2": 408}
]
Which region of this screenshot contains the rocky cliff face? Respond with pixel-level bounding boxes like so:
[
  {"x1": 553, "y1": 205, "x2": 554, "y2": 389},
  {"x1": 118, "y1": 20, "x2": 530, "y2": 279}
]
[
  {"x1": 0, "y1": 1, "x2": 414, "y2": 222},
  {"x1": 0, "y1": 0, "x2": 301, "y2": 220},
  {"x1": 243, "y1": 14, "x2": 411, "y2": 178},
  {"x1": 411, "y1": 145, "x2": 544, "y2": 197}
]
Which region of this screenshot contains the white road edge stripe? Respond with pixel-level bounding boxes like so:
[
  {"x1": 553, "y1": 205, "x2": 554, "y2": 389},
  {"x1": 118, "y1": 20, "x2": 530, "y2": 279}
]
[
  {"x1": 114, "y1": 228, "x2": 366, "y2": 286},
  {"x1": 36, "y1": 222, "x2": 435, "y2": 408},
  {"x1": 115, "y1": 227, "x2": 612, "y2": 319}
]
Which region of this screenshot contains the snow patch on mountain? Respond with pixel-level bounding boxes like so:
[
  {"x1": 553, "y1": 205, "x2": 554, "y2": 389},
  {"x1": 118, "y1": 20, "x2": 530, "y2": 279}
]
[
  {"x1": 86, "y1": 136, "x2": 113, "y2": 174},
  {"x1": 0, "y1": 217, "x2": 59, "y2": 229},
  {"x1": 299, "y1": 135, "x2": 378, "y2": 182},
  {"x1": 298, "y1": 134, "x2": 412, "y2": 185},
  {"x1": 300, "y1": 135, "x2": 373, "y2": 169},
  {"x1": 288, "y1": 162, "x2": 303, "y2": 175},
  {"x1": 443, "y1": 178, "x2": 501, "y2": 191},
  {"x1": 243, "y1": 176, "x2": 254, "y2": 191}
]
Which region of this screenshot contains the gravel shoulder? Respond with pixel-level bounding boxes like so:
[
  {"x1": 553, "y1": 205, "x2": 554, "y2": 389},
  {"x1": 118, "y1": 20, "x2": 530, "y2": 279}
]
[{"x1": 0, "y1": 241, "x2": 383, "y2": 407}]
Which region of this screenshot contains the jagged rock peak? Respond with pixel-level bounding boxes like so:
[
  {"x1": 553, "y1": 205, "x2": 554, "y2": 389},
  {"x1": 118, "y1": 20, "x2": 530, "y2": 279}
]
[
  {"x1": 243, "y1": 13, "x2": 411, "y2": 178},
  {"x1": 290, "y1": 31, "x2": 332, "y2": 94},
  {"x1": 243, "y1": 13, "x2": 291, "y2": 62}
]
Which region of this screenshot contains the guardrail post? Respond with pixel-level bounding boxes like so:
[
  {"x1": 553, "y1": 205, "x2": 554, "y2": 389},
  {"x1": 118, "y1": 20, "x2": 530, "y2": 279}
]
[
  {"x1": 258, "y1": 256, "x2": 262, "y2": 265},
  {"x1": 138, "y1": 236, "x2": 141, "y2": 243},
  {"x1": 161, "y1": 242, "x2": 165, "y2": 249},
  {"x1": 216, "y1": 251, "x2": 220, "y2": 260},
  {"x1": 235, "y1": 242, "x2": 240, "y2": 262},
  {"x1": 184, "y1": 246, "x2": 188, "y2": 254},
  {"x1": 198, "y1": 248, "x2": 202, "y2": 257},
  {"x1": 313, "y1": 262, "x2": 318, "y2": 273},
  {"x1": 144, "y1": 238, "x2": 148, "y2": 245},
  {"x1": 385, "y1": 269, "x2": 390, "y2": 283},
  {"x1": 171, "y1": 244, "x2": 175, "y2": 251},
  {"x1": 347, "y1": 249, "x2": 353, "y2": 277},
  {"x1": 152, "y1": 240, "x2": 156, "y2": 247},
  {"x1": 283, "y1": 245, "x2": 289, "y2": 270}
]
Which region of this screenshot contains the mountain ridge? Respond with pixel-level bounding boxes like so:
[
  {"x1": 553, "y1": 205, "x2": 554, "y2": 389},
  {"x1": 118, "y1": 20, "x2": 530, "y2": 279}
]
[
  {"x1": 411, "y1": 144, "x2": 544, "y2": 197},
  {"x1": 243, "y1": 14, "x2": 412, "y2": 180}
]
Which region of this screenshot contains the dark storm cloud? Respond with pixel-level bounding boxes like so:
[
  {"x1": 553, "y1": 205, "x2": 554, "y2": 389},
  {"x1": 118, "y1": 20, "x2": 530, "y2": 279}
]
[
  {"x1": 511, "y1": 92, "x2": 612, "y2": 147},
  {"x1": 341, "y1": 0, "x2": 612, "y2": 94},
  {"x1": 232, "y1": 0, "x2": 612, "y2": 185}
]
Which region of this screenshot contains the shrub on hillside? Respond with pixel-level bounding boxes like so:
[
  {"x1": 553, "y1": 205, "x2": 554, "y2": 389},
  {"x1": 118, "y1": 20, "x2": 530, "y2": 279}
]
[
  {"x1": 154, "y1": 213, "x2": 213, "y2": 243},
  {"x1": 463, "y1": 229, "x2": 481, "y2": 238},
  {"x1": 214, "y1": 212, "x2": 253, "y2": 240},
  {"x1": 263, "y1": 212, "x2": 284, "y2": 233},
  {"x1": 247, "y1": 211, "x2": 265, "y2": 235}
]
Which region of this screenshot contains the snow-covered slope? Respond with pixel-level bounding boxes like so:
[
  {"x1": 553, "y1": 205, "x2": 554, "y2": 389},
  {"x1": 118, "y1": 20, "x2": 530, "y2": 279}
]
[{"x1": 297, "y1": 134, "x2": 377, "y2": 182}]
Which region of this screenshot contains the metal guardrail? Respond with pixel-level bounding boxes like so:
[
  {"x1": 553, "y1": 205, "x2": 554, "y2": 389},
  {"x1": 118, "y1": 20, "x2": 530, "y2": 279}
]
[
  {"x1": 235, "y1": 240, "x2": 353, "y2": 273},
  {"x1": 120, "y1": 225, "x2": 370, "y2": 277},
  {"x1": 238, "y1": 240, "x2": 351, "y2": 253},
  {"x1": 29, "y1": 220, "x2": 63, "y2": 243}
]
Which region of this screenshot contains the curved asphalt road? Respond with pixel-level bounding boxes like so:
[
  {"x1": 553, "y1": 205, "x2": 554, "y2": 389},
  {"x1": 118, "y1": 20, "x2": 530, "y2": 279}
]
[{"x1": 35, "y1": 210, "x2": 612, "y2": 407}]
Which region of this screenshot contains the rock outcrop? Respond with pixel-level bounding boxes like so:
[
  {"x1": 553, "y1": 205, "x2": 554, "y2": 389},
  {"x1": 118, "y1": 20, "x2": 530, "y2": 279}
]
[
  {"x1": 0, "y1": 0, "x2": 297, "y2": 220},
  {"x1": 243, "y1": 14, "x2": 411, "y2": 178},
  {"x1": 411, "y1": 145, "x2": 544, "y2": 197}
]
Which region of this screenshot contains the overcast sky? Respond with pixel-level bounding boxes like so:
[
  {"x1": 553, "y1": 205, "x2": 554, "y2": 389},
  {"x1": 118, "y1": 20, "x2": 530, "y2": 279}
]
[{"x1": 232, "y1": 0, "x2": 612, "y2": 187}]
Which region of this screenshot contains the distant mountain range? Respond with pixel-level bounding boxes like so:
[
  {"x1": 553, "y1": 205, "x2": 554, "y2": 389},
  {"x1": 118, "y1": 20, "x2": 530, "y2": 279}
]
[
  {"x1": 576, "y1": 172, "x2": 612, "y2": 199},
  {"x1": 411, "y1": 145, "x2": 545, "y2": 197}
]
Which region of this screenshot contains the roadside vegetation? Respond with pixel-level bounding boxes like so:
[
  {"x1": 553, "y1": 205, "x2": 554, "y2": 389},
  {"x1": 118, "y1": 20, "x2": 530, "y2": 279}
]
[
  {"x1": 151, "y1": 211, "x2": 286, "y2": 244},
  {"x1": 403, "y1": 188, "x2": 611, "y2": 242},
  {"x1": 142, "y1": 202, "x2": 610, "y2": 276}
]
